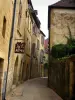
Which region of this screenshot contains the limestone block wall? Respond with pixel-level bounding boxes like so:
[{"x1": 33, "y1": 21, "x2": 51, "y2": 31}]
[
  {"x1": 49, "y1": 59, "x2": 68, "y2": 99},
  {"x1": 48, "y1": 57, "x2": 75, "y2": 100},
  {"x1": 6, "y1": 0, "x2": 27, "y2": 93},
  {"x1": 0, "y1": 0, "x2": 13, "y2": 99},
  {"x1": 69, "y1": 60, "x2": 75, "y2": 98},
  {"x1": 50, "y1": 9, "x2": 75, "y2": 48}
]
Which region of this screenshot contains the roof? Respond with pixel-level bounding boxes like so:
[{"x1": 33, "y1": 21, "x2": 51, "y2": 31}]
[
  {"x1": 31, "y1": 13, "x2": 41, "y2": 28},
  {"x1": 48, "y1": 0, "x2": 75, "y2": 29},
  {"x1": 28, "y1": 0, "x2": 41, "y2": 28},
  {"x1": 40, "y1": 30, "x2": 46, "y2": 37},
  {"x1": 49, "y1": 0, "x2": 75, "y2": 8}
]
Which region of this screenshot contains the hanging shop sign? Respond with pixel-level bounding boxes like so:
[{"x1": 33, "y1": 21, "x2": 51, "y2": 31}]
[{"x1": 15, "y1": 42, "x2": 25, "y2": 53}]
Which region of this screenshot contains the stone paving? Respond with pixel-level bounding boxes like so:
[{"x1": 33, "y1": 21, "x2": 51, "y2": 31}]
[{"x1": 7, "y1": 77, "x2": 63, "y2": 100}]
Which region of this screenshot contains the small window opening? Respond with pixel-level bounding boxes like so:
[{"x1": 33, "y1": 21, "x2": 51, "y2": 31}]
[{"x1": 2, "y1": 16, "x2": 6, "y2": 38}]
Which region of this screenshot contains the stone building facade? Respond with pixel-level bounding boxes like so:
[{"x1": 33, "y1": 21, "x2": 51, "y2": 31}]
[
  {"x1": 0, "y1": 0, "x2": 45, "y2": 99},
  {"x1": 50, "y1": 9, "x2": 75, "y2": 48},
  {"x1": 48, "y1": 0, "x2": 75, "y2": 49},
  {"x1": 6, "y1": 0, "x2": 45, "y2": 94},
  {"x1": 24, "y1": 0, "x2": 32, "y2": 80},
  {"x1": 39, "y1": 30, "x2": 45, "y2": 77},
  {"x1": 6, "y1": 0, "x2": 27, "y2": 93},
  {"x1": 28, "y1": 0, "x2": 41, "y2": 78},
  {"x1": 0, "y1": 0, "x2": 13, "y2": 99},
  {"x1": 48, "y1": 0, "x2": 75, "y2": 99}
]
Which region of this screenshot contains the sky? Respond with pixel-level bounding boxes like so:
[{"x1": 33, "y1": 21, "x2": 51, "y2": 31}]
[{"x1": 31, "y1": 0, "x2": 60, "y2": 39}]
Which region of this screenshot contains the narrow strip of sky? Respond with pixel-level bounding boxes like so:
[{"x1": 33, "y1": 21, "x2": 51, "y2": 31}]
[{"x1": 32, "y1": 0, "x2": 60, "y2": 39}]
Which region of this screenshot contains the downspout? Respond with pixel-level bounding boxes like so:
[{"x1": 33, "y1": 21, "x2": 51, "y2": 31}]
[
  {"x1": 30, "y1": 47, "x2": 32, "y2": 79},
  {"x1": 48, "y1": 29, "x2": 50, "y2": 86},
  {"x1": 48, "y1": 8, "x2": 51, "y2": 87},
  {"x1": 3, "y1": 0, "x2": 17, "y2": 100}
]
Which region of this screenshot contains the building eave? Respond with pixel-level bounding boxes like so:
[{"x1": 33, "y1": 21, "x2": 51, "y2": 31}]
[
  {"x1": 40, "y1": 30, "x2": 46, "y2": 37},
  {"x1": 28, "y1": 0, "x2": 41, "y2": 28}
]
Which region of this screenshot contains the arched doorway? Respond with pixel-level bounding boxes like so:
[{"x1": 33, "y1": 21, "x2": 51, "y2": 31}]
[{"x1": 13, "y1": 56, "x2": 18, "y2": 85}]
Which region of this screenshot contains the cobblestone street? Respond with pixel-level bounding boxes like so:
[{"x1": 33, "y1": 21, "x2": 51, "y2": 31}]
[{"x1": 7, "y1": 77, "x2": 63, "y2": 100}]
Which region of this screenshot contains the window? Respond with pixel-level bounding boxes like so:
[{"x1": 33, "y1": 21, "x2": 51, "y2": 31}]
[
  {"x1": 27, "y1": 38, "x2": 28, "y2": 47},
  {"x1": 29, "y1": 42, "x2": 30, "y2": 50},
  {"x1": 37, "y1": 39, "x2": 39, "y2": 50},
  {"x1": 30, "y1": 21, "x2": 32, "y2": 31},
  {"x1": 41, "y1": 35, "x2": 44, "y2": 45},
  {"x1": 32, "y1": 23, "x2": 37, "y2": 34},
  {"x1": 40, "y1": 50, "x2": 44, "y2": 63},
  {"x1": 28, "y1": 15, "x2": 29, "y2": 29},
  {"x1": 26, "y1": 11, "x2": 27, "y2": 18},
  {"x1": 2, "y1": 16, "x2": 6, "y2": 38},
  {"x1": 17, "y1": 0, "x2": 22, "y2": 28},
  {"x1": 31, "y1": 43, "x2": 36, "y2": 55}
]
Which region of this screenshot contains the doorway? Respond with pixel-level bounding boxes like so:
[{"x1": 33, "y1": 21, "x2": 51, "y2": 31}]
[
  {"x1": 69, "y1": 61, "x2": 75, "y2": 98},
  {"x1": 26, "y1": 64, "x2": 29, "y2": 80},
  {"x1": 71, "y1": 62, "x2": 75, "y2": 99},
  {"x1": 0, "y1": 58, "x2": 4, "y2": 98},
  {"x1": 22, "y1": 62, "x2": 25, "y2": 81},
  {"x1": 13, "y1": 56, "x2": 18, "y2": 85}
]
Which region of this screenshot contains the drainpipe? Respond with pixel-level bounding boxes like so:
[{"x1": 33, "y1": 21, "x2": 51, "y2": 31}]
[
  {"x1": 30, "y1": 54, "x2": 32, "y2": 79},
  {"x1": 48, "y1": 29, "x2": 50, "y2": 87},
  {"x1": 2, "y1": 0, "x2": 17, "y2": 100},
  {"x1": 48, "y1": 8, "x2": 51, "y2": 87}
]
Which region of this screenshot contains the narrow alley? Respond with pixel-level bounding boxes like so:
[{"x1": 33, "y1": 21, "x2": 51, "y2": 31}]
[
  {"x1": 7, "y1": 77, "x2": 63, "y2": 100},
  {"x1": 0, "y1": 0, "x2": 75, "y2": 100}
]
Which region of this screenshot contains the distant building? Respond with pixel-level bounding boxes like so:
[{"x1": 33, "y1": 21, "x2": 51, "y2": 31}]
[
  {"x1": 28, "y1": 0, "x2": 41, "y2": 78},
  {"x1": 39, "y1": 30, "x2": 45, "y2": 77},
  {"x1": 44, "y1": 38, "x2": 48, "y2": 63},
  {"x1": 44, "y1": 38, "x2": 49, "y2": 54}
]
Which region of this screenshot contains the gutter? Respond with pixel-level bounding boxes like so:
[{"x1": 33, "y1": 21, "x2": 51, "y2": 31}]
[{"x1": 2, "y1": 0, "x2": 17, "y2": 100}]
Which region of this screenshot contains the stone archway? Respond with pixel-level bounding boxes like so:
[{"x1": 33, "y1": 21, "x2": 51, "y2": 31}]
[
  {"x1": 13, "y1": 56, "x2": 18, "y2": 85},
  {"x1": 0, "y1": 58, "x2": 4, "y2": 99}
]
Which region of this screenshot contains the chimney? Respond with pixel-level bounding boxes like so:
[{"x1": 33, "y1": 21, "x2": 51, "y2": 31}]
[{"x1": 34, "y1": 10, "x2": 38, "y2": 15}]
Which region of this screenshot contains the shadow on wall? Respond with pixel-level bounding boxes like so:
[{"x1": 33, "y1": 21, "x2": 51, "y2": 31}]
[{"x1": 13, "y1": 56, "x2": 18, "y2": 85}]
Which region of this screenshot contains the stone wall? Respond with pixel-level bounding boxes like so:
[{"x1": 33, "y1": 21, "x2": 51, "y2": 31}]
[
  {"x1": 49, "y1": 59, "x2": 66, "y2": 99},
  {"x1": 50, "y1": 9, "x2": 75, "y2": 48},
  {"x1": 0, "y1": 0, "x2": 13, "y2": 99},
  {"x1": 6, "y1": 0, "x2": 27, "y2": 93},
  {"x1": 48, "y1": 57, "x2": 75, "y2": 100}
]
